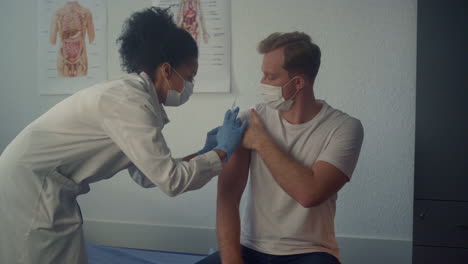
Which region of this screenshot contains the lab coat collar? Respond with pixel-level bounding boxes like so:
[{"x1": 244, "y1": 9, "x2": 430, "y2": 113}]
[{"x1": 138, "y1": 72, "x2": 170, "y2": 125}]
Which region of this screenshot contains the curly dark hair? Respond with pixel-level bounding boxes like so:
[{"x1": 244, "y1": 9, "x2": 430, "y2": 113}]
[{"x1": 117, "y1": 7, "x2": 198, "y2": 80}]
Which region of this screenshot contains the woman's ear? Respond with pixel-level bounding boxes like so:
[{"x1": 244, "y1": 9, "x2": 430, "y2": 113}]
[
  {"x1": 153, "y1": 63, "x2": 172, "y2": 101},
  {"x1": 161, "y1": 62, "x2": 172, "y2": 79},
  {"x1": 154, "y1": 62, "x2": 172, "y2": 81}
]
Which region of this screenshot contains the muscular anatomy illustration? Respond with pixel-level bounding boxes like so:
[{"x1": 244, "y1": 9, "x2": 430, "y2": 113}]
[
  {"x1": 176, "y1": 0, "x2": 209, "y2": 44},
  {"x1": 50, "y1": 1, "x2": 95, "y2": 78}
]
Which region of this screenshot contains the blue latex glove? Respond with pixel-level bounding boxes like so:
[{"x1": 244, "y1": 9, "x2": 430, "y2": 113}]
[
  {"x1": 215, "y1": 107, "x2": 248, "y2": 162},
  {"x1": 197, "y1": 127, "x2": 220, "y2": 155}
]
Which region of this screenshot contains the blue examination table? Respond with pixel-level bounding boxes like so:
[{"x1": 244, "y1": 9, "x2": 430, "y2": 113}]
[{"x1": 86, "y1": 242, "x2": 206, "y2": 264}]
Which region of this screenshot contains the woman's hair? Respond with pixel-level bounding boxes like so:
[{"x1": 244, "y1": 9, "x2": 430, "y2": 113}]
[
  {"x1": 117, "y1": 7, "x2": 198, "y2": 79},
  {"x1": 258, "y1": 31, "x2": 321, "y2": 81}
]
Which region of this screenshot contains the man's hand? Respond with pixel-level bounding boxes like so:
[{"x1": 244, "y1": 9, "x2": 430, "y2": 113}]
[{"x1": 242, "y1": 109, "x2": 269, "y2": 150}]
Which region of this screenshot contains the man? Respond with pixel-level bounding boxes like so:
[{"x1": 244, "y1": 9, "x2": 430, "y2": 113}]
[{"x1": 198, "y1": 32, "x2": 364, "y2": 264}]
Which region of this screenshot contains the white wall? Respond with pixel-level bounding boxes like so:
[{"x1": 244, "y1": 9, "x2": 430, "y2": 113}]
[{"x1": 0, "y1": 0, "x2": 417, "y2": 262}]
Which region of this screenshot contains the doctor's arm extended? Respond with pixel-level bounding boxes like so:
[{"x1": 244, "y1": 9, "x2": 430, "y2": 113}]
[
  {"x1": 128, "y1": 148, "x2": 227, "y2": 189},
  {"x1": 127, "y1": 129, "x2": 226, "y2": 188},
  {"x1": 102, "y1": 94, "x2": 245, "y2": 196},
  {"x1": 242, "y1": 109, "x2": 363, "y2": 208},
  {"x1": 182, "y1": 105, "x2": 246, "y2": 162},
  {"x1": 181, "y1": 126, "x2": 221, "y2": 162},
  {"x1": 217, "y1": 146, "x2": 250, "y2": 264}
]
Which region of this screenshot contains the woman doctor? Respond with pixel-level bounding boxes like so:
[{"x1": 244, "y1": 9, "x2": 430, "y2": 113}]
[{"x1": 0, "y1": 7, "x2": 246, "y2": 264}]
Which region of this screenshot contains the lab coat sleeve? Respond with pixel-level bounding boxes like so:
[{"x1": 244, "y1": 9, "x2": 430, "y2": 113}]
[
  {"x1": 100, "y1": 93, "x2": 222, "y2": 197},
  {"x1": 128, "y1": 164, "x2": 156, "y2": 188}
]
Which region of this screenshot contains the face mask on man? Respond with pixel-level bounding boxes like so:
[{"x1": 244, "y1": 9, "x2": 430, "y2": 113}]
[
  {"x1": 259, "y1": 77, "x2": 299, "y2": 111},
  {"x1": 163, "y1": 68, "x2": 194, "y2": 107}
]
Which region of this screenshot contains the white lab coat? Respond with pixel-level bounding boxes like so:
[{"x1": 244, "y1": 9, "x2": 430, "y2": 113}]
[{"x1": 0, "y1": 72, "x2": 222, "y2": 264}]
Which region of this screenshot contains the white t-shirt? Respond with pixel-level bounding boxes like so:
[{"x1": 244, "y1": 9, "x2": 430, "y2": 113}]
[{"x1": 238, "y1": 100, "x2": 364, "y2": 260}]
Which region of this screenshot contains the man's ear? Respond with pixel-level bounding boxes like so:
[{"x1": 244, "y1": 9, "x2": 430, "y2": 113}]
[{"x1": 295, "y1": 75, "x2": 307, "y2": 90}]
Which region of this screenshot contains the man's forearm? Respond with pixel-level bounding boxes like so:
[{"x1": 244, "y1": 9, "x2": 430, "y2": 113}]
[
  {"x1": 217, "y1": 199, "x2": 243, "y2": 264},
  {"x1": 255, "y1": 136, "x2": 318, "y2": 206}
]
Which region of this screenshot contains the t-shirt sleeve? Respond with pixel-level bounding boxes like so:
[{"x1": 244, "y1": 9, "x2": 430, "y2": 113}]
[
  {"x1": 238, "y1": 104, "x2": 263, "y2": 122},
  {"x1": 316, "y1": 117, "x2": 364, "y2": 180},
  {"x1": 238, "y1": 108, "x2": 250, "y2": 122}
]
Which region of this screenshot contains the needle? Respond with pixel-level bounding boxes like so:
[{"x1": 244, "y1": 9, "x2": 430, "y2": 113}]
[{"x1": 231, "y1": 96, "x2": 238, "y2": 111}]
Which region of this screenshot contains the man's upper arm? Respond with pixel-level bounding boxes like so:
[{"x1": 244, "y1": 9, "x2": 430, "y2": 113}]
[
  {"x1": 217, "y1": 146, "x2": 251, "y2": 202},
  {"x1": 217, "y1": 106, "x2": 255, "y2": 200}
]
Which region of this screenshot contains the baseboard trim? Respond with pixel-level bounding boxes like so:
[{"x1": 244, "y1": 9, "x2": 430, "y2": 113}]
[
  {"x1": 83, "y1": 219, "x2": 412, "y2": 263},
  {"x1": 83, "y1": 219, "x2": 217, "y2": 255}
]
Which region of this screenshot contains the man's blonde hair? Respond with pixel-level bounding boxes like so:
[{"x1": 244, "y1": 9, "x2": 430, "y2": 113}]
[{"x1": 258, "y1": 31, "x2": 321, "y2": 81}]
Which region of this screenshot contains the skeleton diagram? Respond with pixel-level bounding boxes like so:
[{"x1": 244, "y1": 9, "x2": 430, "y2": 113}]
[
  {"x1": 50, "y1": 1, "x2": 95, "y2": 78},
  {"x1": 176, "y1": 0, "x2": 209, "y2": 44}
]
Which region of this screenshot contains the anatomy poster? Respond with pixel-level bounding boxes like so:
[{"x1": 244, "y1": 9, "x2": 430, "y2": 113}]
[
  {"x1": 153, "y1": 0, "x2": 231, "y2": 93},
  {"x1": 37, "y1": 0, "x2": 107, "y2": 95}
]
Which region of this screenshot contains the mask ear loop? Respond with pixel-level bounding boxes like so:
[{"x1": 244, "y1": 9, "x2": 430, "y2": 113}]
[
  {"x1": 282, "y1": 77, "x2": 300, "y2": 100},
  {"x1": 289, "y1": 87, "x2": 300, "y2": 101},
  {"x1": 171, "y1": 67, "x2": 183, "y2": 80},
  {"x1": 170, "y1": 67, "x2": 187, "y2": 93}
]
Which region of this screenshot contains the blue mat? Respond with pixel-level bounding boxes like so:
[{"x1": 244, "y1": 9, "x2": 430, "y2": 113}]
[{"x1": 86, "y1": 243, "x2": 206, "y2": 264}]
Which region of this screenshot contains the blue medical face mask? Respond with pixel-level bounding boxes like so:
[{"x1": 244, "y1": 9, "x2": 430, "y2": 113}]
[{"x1": 163, "y1": 69, "x2": 194, "y2": 107}]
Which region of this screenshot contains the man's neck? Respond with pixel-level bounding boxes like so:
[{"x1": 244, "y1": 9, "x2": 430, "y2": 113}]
[{"x1": 280, "y1": 87, "x2": 322, "y2": 125}]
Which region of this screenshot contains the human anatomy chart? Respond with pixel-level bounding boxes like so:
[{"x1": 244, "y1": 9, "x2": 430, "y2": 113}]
[
  {"x1": 153, "y1": 0, "x2": 231, "y2": 93},
  {"x1": 176, "y1": 0, "x2": 210, "y2": 44},
  {"x1": 38, "y1": 0, "x2": 107, "y2": 95}
]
